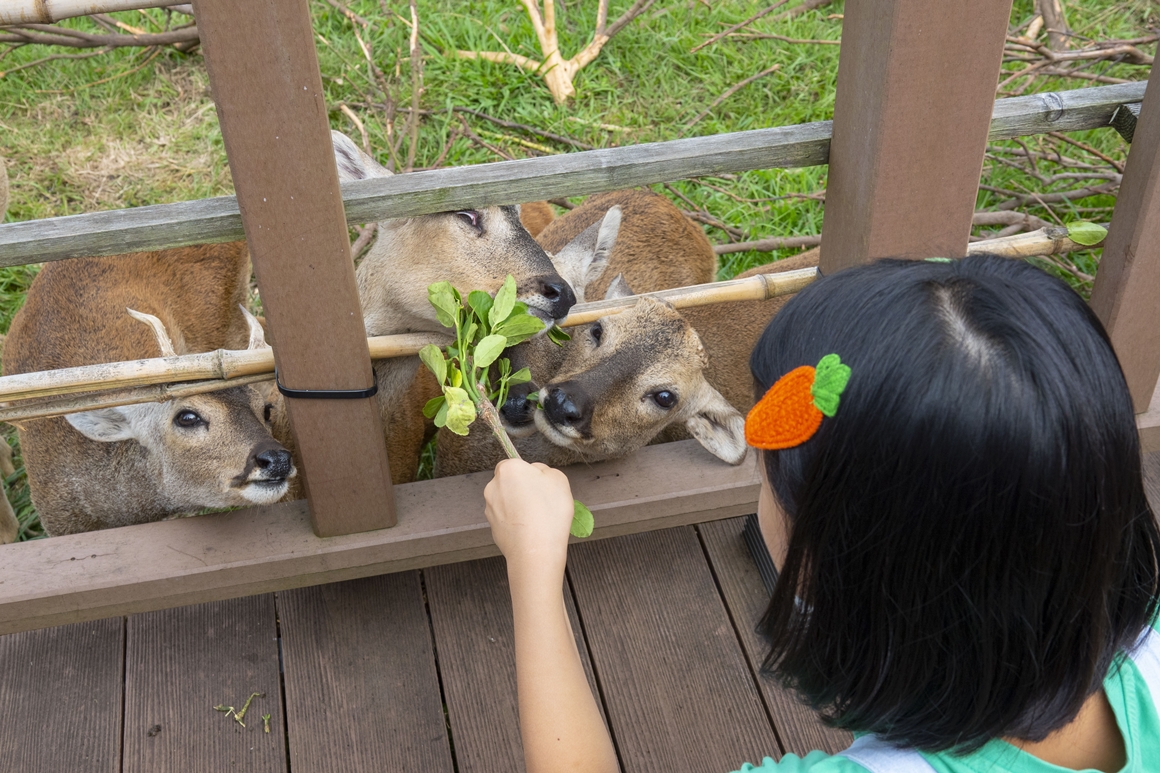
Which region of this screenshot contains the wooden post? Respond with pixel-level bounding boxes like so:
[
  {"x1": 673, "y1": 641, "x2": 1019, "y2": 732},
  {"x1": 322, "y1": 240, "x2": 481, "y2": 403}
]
[
  {"x1": 192, "y1": 0, "x2": 395, "y2": 536},
  {"x1": 1089, "y1": 65, "x2": 1160, "y2": 414},
  {"x1": 819, "y1": 0, "x2": 1014, "y2": 274}
]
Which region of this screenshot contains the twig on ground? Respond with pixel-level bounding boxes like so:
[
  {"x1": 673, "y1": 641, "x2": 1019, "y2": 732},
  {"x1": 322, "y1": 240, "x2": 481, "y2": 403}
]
[
  {"x1": 772, "y1": 0, "x2": 835, "y2": 21},
  {"x1": 0, "y1": 46, "x2": 110, "y2": 77},
  {"x1": 1036, "y1": 0, "x2": 1071, "y2": 51},
  {"x1": 426, "y1": 128, "x2": 461, "y2": 170},
  {"x1": 690, "y1": 0, "x2": 791, "y2": 53},
  {"x1": 35, "y1": 45, "x2": 162, "y2": 93},
  {"x1": 405, "y1": 0, "x2": 423, "y2": 172},
  {"x1": 456, "y1": 108, "x2": 594, "y2": 150},
  {"x1": 350, "y1": 223, "x2": 377, "y2": 262},
  {"x1": 339, "y1": 104, "x2": 371, "y2": 154},
  {"x1": 715, "y1": 235, "x2": 820, "y2": 255},
  {"x1": 1046, "y1": 131, "x2": 1125, "y2": 173},
  {"x1": 457, "y1": 114, "x2": 514, "y2": 160},
  {"x1": 0, "y1": 24, "x2": 198, "y2": 49},
  {"x1": 717, "y1": 32, "x2": 840, "y2": 45},
  {"x1": 456, "y1": 0, "x2": 657, "y2": 103},
  {"x1": 548, "y1": 198, "x2": 576, "y2": 210},
  {"x1": 683, "y1": 64, "x2": 780, "y2": 132}
]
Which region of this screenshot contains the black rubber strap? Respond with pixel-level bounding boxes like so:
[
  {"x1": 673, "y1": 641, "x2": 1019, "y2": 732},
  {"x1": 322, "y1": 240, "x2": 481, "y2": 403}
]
[{"x1": 275, "y1": 369, "x2": 378, "y2": 400}]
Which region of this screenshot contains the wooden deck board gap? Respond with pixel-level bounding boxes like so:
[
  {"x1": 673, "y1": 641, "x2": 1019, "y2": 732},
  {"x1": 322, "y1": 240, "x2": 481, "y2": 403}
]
[
  {"x1": 117, "y1": 615, "x2": 128, "y2": 773},
  {"x1": 418, "y1": 569, "x2": 463, "y2": 773},
  {"x1": 270, "y1": 597, "x2": 294, "y2": 773},
  {"x1": 693, "y1": 523, "x2": 789, "y2": 759},
  {"x1": 564, "y1": 567, "x2": 625, "y2": 772}
]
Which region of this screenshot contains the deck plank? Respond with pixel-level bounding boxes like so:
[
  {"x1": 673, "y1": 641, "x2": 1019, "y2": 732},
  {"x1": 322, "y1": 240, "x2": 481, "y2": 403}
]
[
  {"x1": 567, "y1": 526, "x2": 779, "y2": 772},
  {"x1": 0, "y1": 617, "x2": 123, "y2": 773},
  {"x1": 698, "y1": 518, "x2": 853, "y2": 756},
  {"x1": 424, "y1": 557, "x2": 603, "y2": 773},
  {"x1": 276, "y1": 574, "x2": 454, "y2": 773},
  {"x1": 122, "y1": 595, "x2": 287, "y2": 773}
]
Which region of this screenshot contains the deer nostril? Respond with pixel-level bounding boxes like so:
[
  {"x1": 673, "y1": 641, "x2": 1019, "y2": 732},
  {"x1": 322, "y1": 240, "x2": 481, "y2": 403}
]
[
  {"x1": 500, "y1": 389, "x2": 536, "y2": 426},
  {"x1": 546, "y1": 388, "x2": 583, "y2": 425},
  {"x1": 255, "y1": 449, "x2": 292, "y2": 479},
  {"x1": 540, "y1": 279, "x2": 577, "y2": 319}
]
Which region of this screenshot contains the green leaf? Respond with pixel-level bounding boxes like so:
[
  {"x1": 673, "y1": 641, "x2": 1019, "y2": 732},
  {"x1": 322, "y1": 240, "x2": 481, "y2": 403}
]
[
  {"x1": 433, "y1": 400, "x2": 449, "y2": 428},
  {"x1": 443, "y1": 386, "x2": 477, "y2": 436},
  {"x1": 419, "y1": 344, "x2": 447, "y2": 386},
  {"x1": 508, "y1": 367, "x2": 532, "y2": 385},
  {"x1": 428, "y1": 282, "x2": 461, "y2": 329},
  {"x1": 468, "y1": 290, "x2": 494, "y2": 333},
  {"x1": 449, "y1": 366, "x2": 463, "y2": 388},
  {"x1": 422, "y1": 395, "x2": 446, "y2": 419},
  {"x1": 571, "y1": 500, "x2": 594, "y2": 539},
  {"x1": 810, "y1": 353, "x2": 851, "y2": 418},
  {"x1": 1067, "y1": 221, "x2": 1108, "y2": 246},
  {"x1": 474, "y1": 334, "x2": 508, "y2": 369},
  {"x1": 489, "y1": 275, "x2": 518, "y2": 328},
  {"x1": 494, "y1": 313, "x2": 546, "y2": 346},
  {"x1": 547, "y1": 325, "x2": 571, "y2": 346},
  {"x1": 463, "y1": 319, "x2": 479, "y2": 346}
]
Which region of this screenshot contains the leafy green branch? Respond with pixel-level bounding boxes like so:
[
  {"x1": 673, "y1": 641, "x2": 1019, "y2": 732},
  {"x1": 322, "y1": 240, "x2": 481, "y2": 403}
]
[{"x1": 420, "y1": 276, "x2": 593, "y2": 538}]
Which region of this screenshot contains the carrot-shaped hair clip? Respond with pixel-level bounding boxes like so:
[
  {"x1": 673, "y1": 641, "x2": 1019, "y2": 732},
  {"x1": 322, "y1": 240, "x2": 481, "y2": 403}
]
[{"x1": 745, "y1": 354, "x2": 851, "y2": 450}]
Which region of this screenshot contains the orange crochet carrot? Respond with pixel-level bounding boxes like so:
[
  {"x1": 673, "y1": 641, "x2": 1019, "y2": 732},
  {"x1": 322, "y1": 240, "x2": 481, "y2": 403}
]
[{"x1": 745, "y1": 354, "x2": 850, "y2": 450}]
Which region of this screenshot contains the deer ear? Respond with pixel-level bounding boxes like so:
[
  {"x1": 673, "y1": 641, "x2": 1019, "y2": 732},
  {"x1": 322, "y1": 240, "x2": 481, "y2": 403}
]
[
  {"x1": 585, "y1": 206, "x2": 621, "y2": 288},
  {"x1": 66, "y1": 407, "x2": 145, "y2": 442},
  {"x1": 331, "y1": 130, "x2": 392, "y2": 182},
  {"x1": 684, "y1": 387, "x2": 747, "y2": 465},
  {"x1": 603, "y1": 273, "x2": 635, "y2": 300}
]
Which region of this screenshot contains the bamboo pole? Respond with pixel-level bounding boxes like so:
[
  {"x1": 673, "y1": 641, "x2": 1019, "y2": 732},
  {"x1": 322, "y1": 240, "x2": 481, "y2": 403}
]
[
  {"x1": 0, "y1": 0, "x2": 175, "y2": 24},
  {"x1": 0, "y1": 225, "x2": 1103, "y2": 419}
]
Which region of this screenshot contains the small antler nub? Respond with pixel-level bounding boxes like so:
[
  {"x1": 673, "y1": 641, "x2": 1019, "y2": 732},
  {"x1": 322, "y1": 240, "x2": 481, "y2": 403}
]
[
  {"x1": 239, "y1": 305, "x2": 270, "y2": 351},
  {"x1": 127, "y1": 308, "x2": 177, "y2": 357}
]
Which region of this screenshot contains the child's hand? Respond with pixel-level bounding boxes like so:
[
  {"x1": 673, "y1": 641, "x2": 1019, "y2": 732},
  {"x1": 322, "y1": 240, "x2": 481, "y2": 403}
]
[{"x1": 484, "y1": 459, "x2": 575, "y2": 579}]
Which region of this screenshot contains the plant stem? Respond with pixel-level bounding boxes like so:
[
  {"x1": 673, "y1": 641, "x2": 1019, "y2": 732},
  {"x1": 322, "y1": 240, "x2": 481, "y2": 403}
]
[{"x1": 476, "y1": 388, "x2": 522, "y2": 461}]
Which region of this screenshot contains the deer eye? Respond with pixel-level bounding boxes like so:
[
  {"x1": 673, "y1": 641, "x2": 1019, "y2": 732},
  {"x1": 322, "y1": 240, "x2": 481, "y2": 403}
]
[
  {"x1": 455, "y1": 210, "x2": 482, "y2": 232},
  {"x1": 263, "y1": 404, "x2": 273, "y2": 423},
  {"x1": 651, "y1": 390, "x2": 677, "y2": 409},
  {"x1": 174, "y1": 410, "x2": 206, "y2": 428},
  {"x1": 590, "y1": 322, "x2": 603, "y2": 346}
]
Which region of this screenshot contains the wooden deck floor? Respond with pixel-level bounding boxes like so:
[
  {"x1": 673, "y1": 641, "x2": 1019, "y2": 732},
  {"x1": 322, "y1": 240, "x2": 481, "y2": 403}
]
[{"x1": 0, "y1": 516, "x2": 850, "y2": 773}]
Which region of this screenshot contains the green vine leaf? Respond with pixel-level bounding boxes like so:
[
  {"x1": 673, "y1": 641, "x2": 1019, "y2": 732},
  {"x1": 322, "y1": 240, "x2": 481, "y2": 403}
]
[
  {"x1": 419, "y1": 344, "x2": 447, "y2": 386},
  {"x1": 443, "y1": 386, "x2": 477, "y2": 436},
  {"x1": 473, "y1": 334, "x2": 508, "y2": 369},
  {"x1": 508, "y1": 367, "x2": 532, "y2": 385},
  {"x1": 428, "y1": 282, "x2": 461, "y2": 329},
  {"x1": 422, "y1": 395, "x2": 446, "y2": 419},
  {"x1": 547, "y1": 325, "x2": 571, "y2": 346},
  {"x1": 494, "y1": 314, "x2": 545, "y2": 346},
  {"x1": 468, "y1": 290, "x2": 494, "y2": 334},
  {"x1": 1066, "y1": 221, "x2": 1108, "y2": 246},
  {"x1": 490, "y1": 275, "x2": 518, "y2": 328},
  {"x1": 571, "y1": 500, "x2": 594, "y2": 538}
]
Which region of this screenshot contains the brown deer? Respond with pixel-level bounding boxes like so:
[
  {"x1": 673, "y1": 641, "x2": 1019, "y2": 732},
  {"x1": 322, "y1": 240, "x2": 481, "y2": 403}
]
[
  {"x1": 519, "y1": 200, "x2": 556, "y2": 237},
  {"x1": 2, "y1": 242, "x2": 295, "y2": 538},
  {"x1": 325, "y1": 131, "x2": 576, "y2": 483}
]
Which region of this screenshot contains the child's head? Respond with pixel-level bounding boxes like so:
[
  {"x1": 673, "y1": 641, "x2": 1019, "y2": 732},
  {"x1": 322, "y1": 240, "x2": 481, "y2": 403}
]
[{"x1": 751, "y1": 255, "x2": 1160, "y2": 752}]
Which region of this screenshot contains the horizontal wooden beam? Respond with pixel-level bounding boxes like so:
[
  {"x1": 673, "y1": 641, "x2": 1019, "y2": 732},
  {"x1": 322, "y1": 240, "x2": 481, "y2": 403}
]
[
  {"x1": 0, "y1": 0, "x2": 174, "y2": 24},
  {"x1": 0, "y1": 82, "x2": 1144, "y2": 267},
  {"x1": 0, "y1": 439, "x2": 760, "y2": 636}
]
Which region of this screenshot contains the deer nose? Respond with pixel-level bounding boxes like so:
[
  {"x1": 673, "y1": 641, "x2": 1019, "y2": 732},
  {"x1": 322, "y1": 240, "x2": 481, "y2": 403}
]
[
  {"x1": 543, "y1": 385, "x2": 591, "y2": 435},
  {"x1": 538, "y1": 277, "x2": 577, "y2": 320},
  {"x1": 500, "y1": 383, "x2": 538, "y2": 427},
  {"x1": 254, "y1": 448, "x2": 292, "y2": 479}
]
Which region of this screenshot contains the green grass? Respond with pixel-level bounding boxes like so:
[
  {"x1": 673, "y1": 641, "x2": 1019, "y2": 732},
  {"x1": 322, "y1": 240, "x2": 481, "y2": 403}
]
[{"x1": 0, "y1": 0, "x2": 1153, "y2": 526}]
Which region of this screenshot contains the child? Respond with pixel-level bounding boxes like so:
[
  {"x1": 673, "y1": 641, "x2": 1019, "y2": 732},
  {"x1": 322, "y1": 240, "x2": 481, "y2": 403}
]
[{"x1": 483, "y1": 255, "x2": 1160, "y2": 773}]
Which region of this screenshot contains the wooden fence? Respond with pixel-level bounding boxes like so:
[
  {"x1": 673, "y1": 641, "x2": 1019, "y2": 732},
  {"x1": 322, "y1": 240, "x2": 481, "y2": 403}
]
[{"x1": 0, "y1": 0, "x2": 1156, "y2": 635}]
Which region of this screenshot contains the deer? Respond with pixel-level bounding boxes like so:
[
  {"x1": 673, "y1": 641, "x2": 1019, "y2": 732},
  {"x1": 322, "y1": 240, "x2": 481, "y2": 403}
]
[
  {"x1": 518, "y1": 200, "x2": 556, "y2": 237},
  {"x1": 325, "y1": 130, "x2": 577, "y2": 484},
  {"x1": 433, "y1": 188, "x2": 819, "y2": 477},
  {"x1": 1, "y1": 242, "x2": 296, "y2": 538}
]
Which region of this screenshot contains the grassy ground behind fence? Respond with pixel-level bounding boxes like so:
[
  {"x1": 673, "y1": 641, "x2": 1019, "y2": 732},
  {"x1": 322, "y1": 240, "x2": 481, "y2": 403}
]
[{"x1": 0, "y1": 0, "x2": 1154, "y2": 538}]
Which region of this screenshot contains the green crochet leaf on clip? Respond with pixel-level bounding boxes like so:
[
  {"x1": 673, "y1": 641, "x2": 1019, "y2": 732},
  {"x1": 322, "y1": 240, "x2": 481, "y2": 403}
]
[
  {"x1": 924, "y1": 257, "x2": 953, "y2": 263},
  {"x1": 810, "y1": 353, "x2": 851, "y2": 418}
]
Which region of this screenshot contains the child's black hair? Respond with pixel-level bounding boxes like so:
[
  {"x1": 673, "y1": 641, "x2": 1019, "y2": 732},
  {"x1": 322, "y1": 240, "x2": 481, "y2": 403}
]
[{"x1": 751, "y1": 255, "x2": 1160, "y2": 753}]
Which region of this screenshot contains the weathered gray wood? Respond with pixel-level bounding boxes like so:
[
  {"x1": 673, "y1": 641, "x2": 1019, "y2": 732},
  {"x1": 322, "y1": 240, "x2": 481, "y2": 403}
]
[
  {"x1": 568, "y1": 526, "x2": 780, "y2": 771},
  {"x1": 424, "y1": 557, "x2": 604, "y2": 773},
  {"x1": 0, "y1": 617, "x2": 124, "y2": 773},
  {"x1": 122, "y1": 595, "x2": 288, "y2": 773},
  {"x1": 698, "y1": 518, "x2": 853, "y2": 757},
  {"x1": 0, "y1": 83, "x2": 1143, "y2": 266},
  {"x1": 277, "y1": 575, "x2": 454, "y2": 773},
  {"x1": 0, "y1": 440, "x2": 760, "y2": 635}
]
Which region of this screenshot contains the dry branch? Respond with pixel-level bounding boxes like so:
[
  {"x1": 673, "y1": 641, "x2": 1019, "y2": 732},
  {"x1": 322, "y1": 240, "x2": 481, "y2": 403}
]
[
  {"x1": 0, "y1": 23, "x2": 198, "y2": 49},
  {"x1": 455, "y1": 0, "x2": 657, "y2": 103},
  {"x1": 684, "y1": 64, "x2": 780, "y2": 132},
  {"x1": 690, "y1": 0, "x2": 790, "y2": 54},
  {"x1": 772, "y1": 0, "x2": 834, "y2": 21}
]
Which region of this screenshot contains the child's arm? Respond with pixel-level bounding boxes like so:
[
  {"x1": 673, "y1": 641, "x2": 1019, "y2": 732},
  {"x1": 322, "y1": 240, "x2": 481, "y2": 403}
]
[{"x1": 484, "y1": 460, "x2": 619, "y2": 773}]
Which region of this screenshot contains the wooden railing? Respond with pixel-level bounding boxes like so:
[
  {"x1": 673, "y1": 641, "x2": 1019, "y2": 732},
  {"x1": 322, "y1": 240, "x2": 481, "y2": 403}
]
[{"x1": 0, "y1": 0, "x2": 1157, "y2": 635}]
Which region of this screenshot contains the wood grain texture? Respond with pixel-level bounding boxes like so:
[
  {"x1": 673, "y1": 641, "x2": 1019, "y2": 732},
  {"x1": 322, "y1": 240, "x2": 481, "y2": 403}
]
[
  {"x1": 0, "y1": 617, "x2": 123, "y2": 773},
  {"x1": 424, "y1": 557, "x2": 605, "y2": 773},
  {"x1": 122, "y1": 595, "x2": 287, "y2": 773},
  {"x1": 698, "y1": 518, "x2": 853, "y2": 757},
  {"x1": 0, "y1": 440, "x2": 759, "y2": 636},
  {"x1": 0, "y1": 83, "x2": 1142, "y2": 266},
  {"x1": 567, "y1": 526, "x2": 779, "y2": 772},
  {"x1": 820, "y1": 0, "x2": 1014, "y2": 272},
  {"x1": 1089, "y1": 63, "x2": 1160, "y2": 412},
  {"x1": 276, "y1": 574, "x2": 454, "y2": 773},
  {"x1": 194, "y1": 0, "x2": 394, "y2": 536}
]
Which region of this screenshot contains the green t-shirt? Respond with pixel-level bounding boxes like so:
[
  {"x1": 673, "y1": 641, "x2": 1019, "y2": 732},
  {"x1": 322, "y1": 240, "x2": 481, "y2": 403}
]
[{"x1": 731, "y1": 628, "x2": 1160, "y2": 773}]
